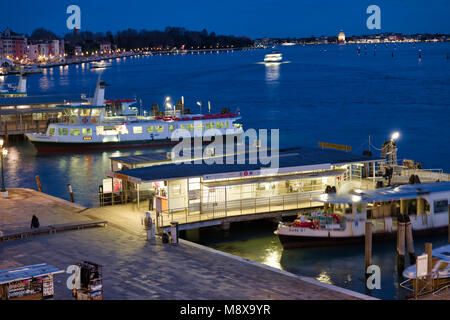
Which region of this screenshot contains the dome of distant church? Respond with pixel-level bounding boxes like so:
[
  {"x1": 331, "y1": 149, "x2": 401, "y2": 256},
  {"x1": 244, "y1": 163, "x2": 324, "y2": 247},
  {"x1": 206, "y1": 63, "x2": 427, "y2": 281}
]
[{"x1": 338, "y1": 31, "x2": 346, "y2": 42}]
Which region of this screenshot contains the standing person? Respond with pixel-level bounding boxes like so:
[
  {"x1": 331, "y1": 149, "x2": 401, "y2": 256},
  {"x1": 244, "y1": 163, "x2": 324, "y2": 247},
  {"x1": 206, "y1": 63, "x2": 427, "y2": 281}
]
[
  {"x1": 30, "y1": 215, "x2": 40, "y2": 229},
  {"x1": 149, "y1": 189, "x2": 155, "y2": 211}
]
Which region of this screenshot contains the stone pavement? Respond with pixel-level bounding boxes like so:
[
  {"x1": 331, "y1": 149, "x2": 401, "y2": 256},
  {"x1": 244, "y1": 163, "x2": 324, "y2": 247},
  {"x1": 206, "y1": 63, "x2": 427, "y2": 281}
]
[
  {"x1": 0, "y1": 189, "x2": 369, "y2": 300},
  {"x1": 0, "y1": 188, "x2": 88, "y2": 233}
]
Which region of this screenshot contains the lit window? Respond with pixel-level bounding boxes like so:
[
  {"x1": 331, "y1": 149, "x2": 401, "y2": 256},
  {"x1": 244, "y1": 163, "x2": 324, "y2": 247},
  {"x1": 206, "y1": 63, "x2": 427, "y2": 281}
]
[
  {"x1": 82, "y1": 128, "x2": 92, "y2": 136},
  {"x1": 155, "y1": 126, "x2": 165, "y2": 133},
  {"x1": 195, "y1": 123, "x2": 204, "y2": 130},
  {"x1": 206, "y1": 123, "x2": 214, "y2": 130},
  {"x1": 71, "y1": 129, "x2": 81, "y2": 136},
  {"x1": 186, "y1": 124, "x2": 194, "y2": 131},
  {"x1": 48, "y1": 128, "x2": 55, "y2": 136},
  {"x1": 133, "y1": 126, "x2": 143, "y2": 134},
  {"x1": 96, "y1": 126, "x2": 104, "y2": 135},
  {"x1": 146, "y1": 126, "x2": 154, "y2": 133},
  {"x1": 169, "y1": 125, "x2": 174, "y2": 132},
  {"x1": 215, "y1": 122, "x2": 224, "y2": 129},
  {"x1": 225, "y1": 122, "x2": 229, "y2": 128},
  {"x1": 58, "y1": 128, "x2": 68, "y2": 135}
]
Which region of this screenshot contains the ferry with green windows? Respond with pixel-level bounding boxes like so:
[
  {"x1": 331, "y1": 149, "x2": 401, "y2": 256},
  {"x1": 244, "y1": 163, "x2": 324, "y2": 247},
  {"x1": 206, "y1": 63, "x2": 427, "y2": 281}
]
[{"x1": 25, "y1": 80, "x2": 243, "y2": 151}]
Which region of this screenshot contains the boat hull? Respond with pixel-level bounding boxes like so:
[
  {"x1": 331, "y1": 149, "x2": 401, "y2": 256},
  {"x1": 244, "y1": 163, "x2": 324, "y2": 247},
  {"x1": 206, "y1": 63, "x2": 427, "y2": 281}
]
[
  {"x1": 277, "y1": 225, "x2": 448, "y2": 249},
  {"x1": 28, "y1": 134, "x2": 241, "y2": 152}
]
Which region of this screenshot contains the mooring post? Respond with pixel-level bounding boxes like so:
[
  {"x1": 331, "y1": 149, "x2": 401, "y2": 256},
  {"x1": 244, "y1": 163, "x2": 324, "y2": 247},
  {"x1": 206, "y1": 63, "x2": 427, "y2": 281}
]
[
  {"x1": 67, "y1": 184, "x2": 75, "y2": 203},
  {"x1": 397, "y1": 215, "x2": 406, "y2": 273},
  {"x1": 405, "y1": 216, "x2": 416, "y2": 264},
  {"x1": 35, "y1": 175, "x2": 42, "y2": 192},
  {"x1": 365, "y1": 222, "x2": 373, "y2": 277},
  {"x1": 425, "y1": 242, "x2": 433, "y2": 291}
]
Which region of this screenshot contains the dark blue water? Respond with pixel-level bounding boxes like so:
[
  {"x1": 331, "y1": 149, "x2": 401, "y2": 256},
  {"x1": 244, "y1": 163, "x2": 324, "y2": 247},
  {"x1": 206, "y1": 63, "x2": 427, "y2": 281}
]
[{"x1": 1, "y1": 43, "x2": 449, "y2": 299}]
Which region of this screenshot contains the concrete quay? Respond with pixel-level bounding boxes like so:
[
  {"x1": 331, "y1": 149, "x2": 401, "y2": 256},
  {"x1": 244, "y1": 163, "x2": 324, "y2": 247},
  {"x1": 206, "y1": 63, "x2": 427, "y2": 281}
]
[{"x1": 0, "y1": 188, "x2": 374, "y2": 300}]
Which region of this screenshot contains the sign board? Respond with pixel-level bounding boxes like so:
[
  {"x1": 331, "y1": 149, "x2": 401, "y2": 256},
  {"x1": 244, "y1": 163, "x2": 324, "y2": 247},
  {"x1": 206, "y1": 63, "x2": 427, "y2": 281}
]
[
  {"x1": 416, "y1": 254, "x2": 428, "y2": 277},
  {"x1": 102, "y1": 178, "x2": 112, "y2": 194},
  {"x1": 319, "y1": 142, "x2": 352, "y2": 152}
]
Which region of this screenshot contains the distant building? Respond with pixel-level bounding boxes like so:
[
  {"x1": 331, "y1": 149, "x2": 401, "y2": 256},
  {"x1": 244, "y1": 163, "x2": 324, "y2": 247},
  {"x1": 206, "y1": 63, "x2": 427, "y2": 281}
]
[
  {"x1": 338, "y1": 30, "x2": 346, "y2": 43},
  {"x1": 99, "y1": 42, "x2": 111, "y2": 53},
  {"x1": 0, "y1": 28, "x2": 27, "y2": 61},
  {"x1": 27, "y1": 39, "x2": 65, "y2": 62},
  {"x1": 74, "y1": 46, "x2": 82, "y2": 56}
]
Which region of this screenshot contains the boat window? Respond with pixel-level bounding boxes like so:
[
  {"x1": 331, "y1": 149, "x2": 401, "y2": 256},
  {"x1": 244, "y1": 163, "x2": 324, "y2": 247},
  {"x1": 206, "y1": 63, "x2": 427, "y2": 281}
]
[
  {"x1": 146, "y1": 126, "x2": 154, "y2": 133},
  {"x1": 133, "y1": 126, "x2": 143, "y2": 134},
  {"x1": 215, "y1": 122, "x2": 224, "y2": 129},
  {"x1": 225, "y1": 122, "x2": 229, "y2": 128},
  {"x1": 58, "y1": 128, "x2": 68, "y2": 135},
  {"x1": 48, "y1": 128, "x2": 55, "y2": 136},
  {"x1": 80, "y1": 109, "x2": 91, "y2": 117},
  {"x1": 179, "y1": 124, "x2": 185, "y2": 130},
  {"x1": 169, "y1": 125, "x2": 174, "y2": 132},
  {"x1": 206, "y1": 123, "x2": 214, "y2": 130},
  {"x1": 96, "y1": 126, "x2": 104, "y2": 135},
  {"x1": 186, "y1": 124, "x2": 194, "y2": 131},
  {"x1": 155, "y1": 126, "x2": 165, "y2": 133},
  {"x1": 434, "y1": 200, "x2": 449, "y2": 213},
  {"x1": 91, "y1": 109, "x2": 102, "y2": 117},
  {"x1": 82, "y1": 128, "x2": 92, "y2": 136},
  {"x1": 234, "y1": 123, "x2": 242, "y2": 129},
  {"x1": 71, "y1": 129, "x2": 81, "y2": 136},
  {"x1": 195, "y1": 123, "x2": 204, "y2": 130}
]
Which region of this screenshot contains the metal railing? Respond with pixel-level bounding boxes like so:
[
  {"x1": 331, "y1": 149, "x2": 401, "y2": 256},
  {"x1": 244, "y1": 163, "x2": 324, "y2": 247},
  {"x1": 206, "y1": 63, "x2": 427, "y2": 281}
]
[
  {"x1": 95, "y1": 189, "x2": 152, "y2": 207},
  {"x1": 158, "y1": 190, "x2": 324, "y2": 227}
]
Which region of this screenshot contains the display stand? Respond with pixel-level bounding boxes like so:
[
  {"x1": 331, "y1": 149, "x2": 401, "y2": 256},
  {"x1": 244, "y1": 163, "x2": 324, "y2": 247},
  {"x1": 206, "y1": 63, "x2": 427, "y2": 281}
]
[
  {"x1": 0, "y1": 264, "x2": 63, "y2": 300},
  {"x1": 73, "y1": 260, "x2": 103, "y2": 300}
]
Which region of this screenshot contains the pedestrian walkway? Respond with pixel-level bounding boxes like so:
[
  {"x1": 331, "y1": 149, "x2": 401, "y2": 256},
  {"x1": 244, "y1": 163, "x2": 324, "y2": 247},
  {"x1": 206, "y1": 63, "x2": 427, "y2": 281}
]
[{"x1": 0, "y1": 188, "x2": 373, "y2": 300}]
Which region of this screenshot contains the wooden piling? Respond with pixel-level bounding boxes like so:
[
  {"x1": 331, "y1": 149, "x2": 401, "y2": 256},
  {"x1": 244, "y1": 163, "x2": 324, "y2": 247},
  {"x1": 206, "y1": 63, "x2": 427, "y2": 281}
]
[
  {"x1": 406, "y1": 221, "x2": 416, "y2": 264},
  {"x1": 397, "y1": 218, "x2": 406, "y2": 273},
  {"x1": 365, "y1": 222, "x2": 373, "y2": 276},
  {"x1": 425, "y1": 242, "x2": 433, "y2": 292},
  {"x1": 67, "y1": 184, "x2": 75, "y2": 203},
  {"x1": 35, "y1": 175, "x2": 42, "y2": 192},
  {"x1": 425, "y1": 243, "x2": 433, "y2": 273}
]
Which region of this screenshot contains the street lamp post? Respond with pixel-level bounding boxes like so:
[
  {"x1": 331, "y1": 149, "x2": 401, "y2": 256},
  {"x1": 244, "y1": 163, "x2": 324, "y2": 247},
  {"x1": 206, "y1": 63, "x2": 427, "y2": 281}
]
[{"x1": 0, "y1": 138, "x2": 7, "y2": 196}]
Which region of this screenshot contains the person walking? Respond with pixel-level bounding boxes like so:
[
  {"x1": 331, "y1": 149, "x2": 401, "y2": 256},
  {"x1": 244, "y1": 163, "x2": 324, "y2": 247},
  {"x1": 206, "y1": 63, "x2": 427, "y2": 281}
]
[{"x1": 30, "y1": 215, "x2": 40, "y2": 229}]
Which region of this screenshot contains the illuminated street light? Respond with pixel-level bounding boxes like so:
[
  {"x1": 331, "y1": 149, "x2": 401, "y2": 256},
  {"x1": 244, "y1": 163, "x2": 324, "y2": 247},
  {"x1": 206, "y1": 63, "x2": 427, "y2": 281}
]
[{"x1": 391, "y1": 132, "x2": 400, "y2": 141}]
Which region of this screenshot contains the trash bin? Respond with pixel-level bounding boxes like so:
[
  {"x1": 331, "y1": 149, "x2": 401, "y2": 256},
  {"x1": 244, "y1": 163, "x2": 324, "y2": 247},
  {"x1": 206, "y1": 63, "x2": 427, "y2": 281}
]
[{"x1": 170, "y1": 222, "x2": 179, "y2": 244}]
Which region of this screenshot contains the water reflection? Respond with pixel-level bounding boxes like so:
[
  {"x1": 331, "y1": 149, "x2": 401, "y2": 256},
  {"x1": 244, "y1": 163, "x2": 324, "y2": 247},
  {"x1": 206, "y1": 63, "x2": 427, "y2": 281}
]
[
  {"x1": 262, "y1": 246, "x2": 282, "y2": 269},
  {"x1": 265, "y1": 63, "x2": 280, "y2": 82}
]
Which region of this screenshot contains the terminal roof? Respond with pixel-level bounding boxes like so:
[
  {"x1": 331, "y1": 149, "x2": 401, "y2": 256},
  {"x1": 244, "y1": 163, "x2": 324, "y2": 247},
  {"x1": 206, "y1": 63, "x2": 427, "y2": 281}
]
[
  {"x1": 0, "y1": 94, "x2": 87, "y2": 107},
  {"x1": 317, "y1": 181, "x2": 450, "y2": 204},
  {"x1": 109, "y1": 146, "x2": 381, "y2": 183}
]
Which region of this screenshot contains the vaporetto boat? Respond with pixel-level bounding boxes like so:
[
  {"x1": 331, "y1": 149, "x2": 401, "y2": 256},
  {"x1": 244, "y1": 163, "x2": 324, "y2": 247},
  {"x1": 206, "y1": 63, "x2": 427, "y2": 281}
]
[
  {"x1": 25, "y1": 79, "x2": 243, "y2": 151},
  {"x1": 275, "y1": 182, "x2": 450, "y2": 248},
  {"x1": 264, "y1": 51, "x2": 283, "y2": 63}
]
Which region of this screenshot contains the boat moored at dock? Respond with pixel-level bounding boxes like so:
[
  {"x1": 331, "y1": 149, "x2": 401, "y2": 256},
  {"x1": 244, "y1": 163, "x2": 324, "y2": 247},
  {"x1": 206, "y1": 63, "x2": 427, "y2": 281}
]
[{"x1": 275, "y1": 181, "x2": 450, "y2": 248}]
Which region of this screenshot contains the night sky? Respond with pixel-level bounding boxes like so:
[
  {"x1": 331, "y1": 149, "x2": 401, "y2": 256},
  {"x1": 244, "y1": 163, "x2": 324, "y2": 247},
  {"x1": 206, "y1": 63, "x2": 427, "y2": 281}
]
[{"x1": 1, "y1": 0, "x2": 449, "y2": 38}]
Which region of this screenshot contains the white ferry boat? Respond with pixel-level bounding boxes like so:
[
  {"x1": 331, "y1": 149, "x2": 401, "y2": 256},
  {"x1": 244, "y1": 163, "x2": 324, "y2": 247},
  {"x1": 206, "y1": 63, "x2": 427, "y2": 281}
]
[
  {"x1": 264, "y1": 51, "x2": 283, "y2": 63},
  {"x1": 25, "y1": 79, "x2": 244, "y2": 152},
  {"x1": 90, "y1": 61, "x2": 112, "y2": 69},
  {"x1": 275, "y1": 182, "x2": 450, "y2": 248}
]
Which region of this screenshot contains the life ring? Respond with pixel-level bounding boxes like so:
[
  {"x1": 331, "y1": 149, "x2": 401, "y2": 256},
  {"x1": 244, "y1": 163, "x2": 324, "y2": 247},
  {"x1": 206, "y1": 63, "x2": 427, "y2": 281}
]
[{"x1": 82, "y1": 117, "x2": 89, "y2": 124}]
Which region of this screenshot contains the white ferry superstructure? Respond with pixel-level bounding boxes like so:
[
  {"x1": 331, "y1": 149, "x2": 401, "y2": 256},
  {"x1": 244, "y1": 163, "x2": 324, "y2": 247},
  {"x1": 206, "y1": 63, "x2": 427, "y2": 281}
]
[{"x1": 25, "y1": 79, "x2": 243, "y2": 151}]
